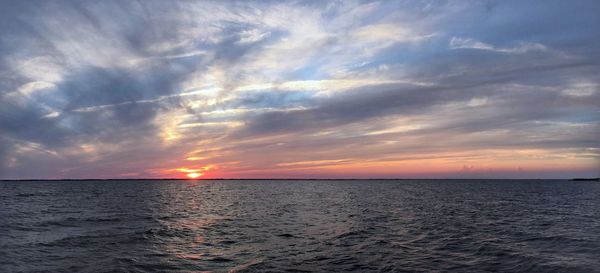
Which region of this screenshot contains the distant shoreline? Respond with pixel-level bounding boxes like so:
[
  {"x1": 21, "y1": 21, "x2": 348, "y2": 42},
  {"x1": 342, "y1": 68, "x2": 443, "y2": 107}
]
[{"x1": 569, "y1": 178, "x2": 600, "y2": 181}]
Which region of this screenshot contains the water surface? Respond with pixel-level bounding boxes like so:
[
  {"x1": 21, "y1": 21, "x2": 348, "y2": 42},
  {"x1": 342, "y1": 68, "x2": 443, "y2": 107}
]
[{"x1": 1, "y1": 179, "x2": 599, "y2": 272}]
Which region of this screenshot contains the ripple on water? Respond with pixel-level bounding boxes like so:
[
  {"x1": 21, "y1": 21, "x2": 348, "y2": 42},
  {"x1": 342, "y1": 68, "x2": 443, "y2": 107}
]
[{"x1": 1, "y1": 179, "x2": 599, "y2": 272}]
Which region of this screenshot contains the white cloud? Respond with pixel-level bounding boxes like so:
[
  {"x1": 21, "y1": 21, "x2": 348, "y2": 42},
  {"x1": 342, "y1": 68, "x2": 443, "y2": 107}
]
[
  {"x1": 237, "y1": 29, "x2": 270, "y2": 44},
  {"x1": 562, "y1": 81, "x2": 598, "y2": 97},
  {"x1": 449, "y1": 37, "x2": 550, "y2": 54}
]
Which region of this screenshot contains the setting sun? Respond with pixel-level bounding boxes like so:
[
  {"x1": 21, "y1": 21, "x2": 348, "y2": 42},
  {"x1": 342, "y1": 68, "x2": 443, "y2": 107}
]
[{"x1": 186, "y1": 172, "x2": 202, "y2": 179}]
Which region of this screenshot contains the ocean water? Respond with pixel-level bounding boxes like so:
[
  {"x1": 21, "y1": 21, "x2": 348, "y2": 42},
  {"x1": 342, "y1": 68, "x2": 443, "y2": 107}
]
[{"x1": 1, "y1": 179, "x2": 599, "y2": 273}]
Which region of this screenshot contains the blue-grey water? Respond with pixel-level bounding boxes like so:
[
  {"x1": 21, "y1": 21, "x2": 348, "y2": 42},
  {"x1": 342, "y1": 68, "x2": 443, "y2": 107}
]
[{"x1": 1, "y1": 179, "x2": 599, "y2": 272}]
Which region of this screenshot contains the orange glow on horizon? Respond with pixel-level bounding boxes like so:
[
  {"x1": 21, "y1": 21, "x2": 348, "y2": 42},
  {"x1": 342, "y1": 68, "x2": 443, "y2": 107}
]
[
  {"x1": 167, "y1": 165, "x2": 217, "y2": 179},
  {"x1": 186, "y1": 172, "x2": 202, "y2": 179},
  {"x1": 146, "y1": 152, "x2": 597, "y2": 179}
]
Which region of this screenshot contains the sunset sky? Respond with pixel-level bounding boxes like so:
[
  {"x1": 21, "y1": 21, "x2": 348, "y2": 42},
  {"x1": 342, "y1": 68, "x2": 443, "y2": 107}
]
[{"x1": 0, "y1": 0, "x2": 598, "y2": 179}]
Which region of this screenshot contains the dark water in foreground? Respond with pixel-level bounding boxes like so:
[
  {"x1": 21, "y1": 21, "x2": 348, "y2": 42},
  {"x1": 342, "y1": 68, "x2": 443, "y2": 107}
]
[{"x1": 1, "y1": 180, "x2": 599, "y2": 272}]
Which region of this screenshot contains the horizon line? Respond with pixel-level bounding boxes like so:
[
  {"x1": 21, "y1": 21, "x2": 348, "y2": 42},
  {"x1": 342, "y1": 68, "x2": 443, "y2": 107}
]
[{"x1": 1, "y1": 177, "x2": 596, "y2": 182}]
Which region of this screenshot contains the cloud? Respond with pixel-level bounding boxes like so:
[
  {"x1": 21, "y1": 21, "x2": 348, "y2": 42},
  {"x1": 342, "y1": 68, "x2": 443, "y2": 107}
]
[
  {"x1": 449, "y1": 37, "x2": 549, "y2": 53},
  {"x1": 0, "y1": 136, "x2": 12, "y2": 174},
  {"x1": 0, "y1": 0, "x2": 599, "y2": 178}
]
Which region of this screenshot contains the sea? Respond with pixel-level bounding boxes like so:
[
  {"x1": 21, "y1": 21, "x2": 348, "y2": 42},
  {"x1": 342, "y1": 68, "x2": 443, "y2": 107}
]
[{"x1": 1, "y1": 179, "x2": 599, "y2": 272}]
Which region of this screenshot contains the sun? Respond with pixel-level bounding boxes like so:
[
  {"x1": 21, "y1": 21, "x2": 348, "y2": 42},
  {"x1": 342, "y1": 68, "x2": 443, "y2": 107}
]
[
  {"x1": 186, "y1": 172, "x2": 202, "y2": 179},
  {"x1": 176, "y1": 166, "x2": 214, "y2": 179}
]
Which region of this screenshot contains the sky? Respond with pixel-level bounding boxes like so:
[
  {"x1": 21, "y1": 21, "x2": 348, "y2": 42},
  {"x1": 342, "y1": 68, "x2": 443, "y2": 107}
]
[{"x1": 0, "y1": 0, "x2": 599, "y2": 179}]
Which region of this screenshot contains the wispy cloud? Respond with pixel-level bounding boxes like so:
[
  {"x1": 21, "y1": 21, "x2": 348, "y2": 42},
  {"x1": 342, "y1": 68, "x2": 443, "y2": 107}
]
[{"x1": 0, "y1": 0, "x2": 598, "y2": 179}]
